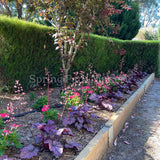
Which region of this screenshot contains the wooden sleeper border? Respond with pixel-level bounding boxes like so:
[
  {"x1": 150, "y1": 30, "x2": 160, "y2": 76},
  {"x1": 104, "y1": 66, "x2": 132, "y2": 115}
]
[{"x1": 75, "y1": 73, "x2": 155, "y2": 160}]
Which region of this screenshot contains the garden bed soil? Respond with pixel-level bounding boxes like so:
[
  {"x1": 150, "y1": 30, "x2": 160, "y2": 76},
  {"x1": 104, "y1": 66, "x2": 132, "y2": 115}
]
[{"x1": 0, "y1": 75, "x2": 149, "y2": 160}]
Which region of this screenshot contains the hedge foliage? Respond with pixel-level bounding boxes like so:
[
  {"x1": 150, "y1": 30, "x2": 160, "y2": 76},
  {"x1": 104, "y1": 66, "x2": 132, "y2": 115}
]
[
  {"x1": 73, "y1": 34, "x2": 160, "y2": 76},
  {"x1": 0, "y1": 15, "x2": 61, "y2": 90},
  {"x1": 0, "y1": 15, "x2": 159, "y2": 90}
]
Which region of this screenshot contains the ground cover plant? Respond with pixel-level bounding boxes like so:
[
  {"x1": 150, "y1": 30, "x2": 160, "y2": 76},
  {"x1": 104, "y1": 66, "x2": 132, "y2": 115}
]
[{"x1": 0, "y1": 63, "x2": 148, "y2": 159}]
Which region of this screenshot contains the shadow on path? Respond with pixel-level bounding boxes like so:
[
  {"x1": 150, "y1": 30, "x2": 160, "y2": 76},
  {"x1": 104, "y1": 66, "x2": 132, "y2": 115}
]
[{"x1": 102, "y1": 79, "x2": 160, "y2": 160}]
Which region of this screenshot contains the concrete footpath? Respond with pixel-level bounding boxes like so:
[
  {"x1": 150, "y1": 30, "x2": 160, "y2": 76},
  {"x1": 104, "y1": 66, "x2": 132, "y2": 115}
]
[{"x1": 102, "y1": 79, "x2": 160, "y2": 160}]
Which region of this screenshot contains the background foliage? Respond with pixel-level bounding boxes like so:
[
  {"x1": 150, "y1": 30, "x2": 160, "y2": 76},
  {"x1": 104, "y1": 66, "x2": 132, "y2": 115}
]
[
  {"x1": 0, "y1": 15, "x2": 61, "y2": 90},
  {"x1": 0, "y1": 16, "x2": 159, "y2": 90},
  {"x1": 73, "y1": 34, "x2": 159, "y2": 75},
  {"x1": 94, "y1": 0, "x2": 141, "y2": 40}
]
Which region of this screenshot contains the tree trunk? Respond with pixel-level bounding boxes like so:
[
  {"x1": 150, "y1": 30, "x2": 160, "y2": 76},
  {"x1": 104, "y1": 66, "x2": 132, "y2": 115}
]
[
  {"x1": 63, "y1": 68, "x2": 69, "y2": 89},
  {"x1": 16, "y1": 2, "x2": 22, "y2": 19}
]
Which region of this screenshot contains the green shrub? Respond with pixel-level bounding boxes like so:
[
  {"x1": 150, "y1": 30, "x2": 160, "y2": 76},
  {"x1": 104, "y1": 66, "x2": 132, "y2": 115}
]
[
  {"x1": 31, "y1": 96, "x2": 47, "y2": 110},
  {"x1": 72, "y1": 34, "x2": 160, "y2": 76},
  {"x1": 42, "y1": 109, "x2": 58, "y2": 122},
  {"x1": 0, "y1": 15, "x2": 61, "y2": 90}
]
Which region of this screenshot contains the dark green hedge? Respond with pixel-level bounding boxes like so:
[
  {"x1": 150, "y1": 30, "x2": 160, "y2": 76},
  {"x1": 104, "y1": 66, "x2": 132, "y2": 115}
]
[
  {"x1": 73, "y1": 34, "x2": 160, "y2": 76},
  {"x1": 0, "y1": 15, "x2": 61, "y2": 90},
  {"x1": 0, "y1": 16, "x2": 159, "y2": 90}
]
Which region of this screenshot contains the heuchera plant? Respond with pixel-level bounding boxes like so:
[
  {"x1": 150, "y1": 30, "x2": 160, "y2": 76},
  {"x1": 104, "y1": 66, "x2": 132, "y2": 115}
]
[
  {"x1": 41, "y1": 105, "x2": 59, "y2": 122},
  {"x1": 20, "y1": 120, "x2": 81, "y2": 159},
  {"x1": 31, "y1": 96, "x2": 48, "y2": 110},
  {"x1": 63, "y1": 106, "x2": 97, "y2": 133},
  {"x1": 0, "y1": 112, "x2": 9, "y2": 127},
  {"x1": 61, "y1": 91, "x2": 82, "y2": 108},
  {"x1": 0, "y1": 124, "x2": 22, "y2": 156}
]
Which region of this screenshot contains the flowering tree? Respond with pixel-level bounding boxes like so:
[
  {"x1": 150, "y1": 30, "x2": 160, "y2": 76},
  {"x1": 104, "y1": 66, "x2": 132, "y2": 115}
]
[{"x1": 31, "y1": 0, "x2": 130, "y2": 87}]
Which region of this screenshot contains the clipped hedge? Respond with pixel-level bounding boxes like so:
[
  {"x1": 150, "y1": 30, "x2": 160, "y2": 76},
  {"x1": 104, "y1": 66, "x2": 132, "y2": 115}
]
[
  {"x1": 0, "y1": 16, "x2": 159, "y2": 90},
  {"x1": 0, "y1": 15, "x2": 61, "y2": 90},
  {"x1": 73, "y1": 34, "x2": 160, "y2": 76}
]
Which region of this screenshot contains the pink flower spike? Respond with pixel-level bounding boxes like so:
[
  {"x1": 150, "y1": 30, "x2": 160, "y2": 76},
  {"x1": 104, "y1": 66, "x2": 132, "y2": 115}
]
[
  {"x1": 88, "y1": 90, "x2": 93, "y2": 94},
  {"x1": 0, "y1": 113, "x2": 10, "y2": 118},
  {"x1": 84, "y1": 86, "x2": 90, "y2": 90},
  {"x1": 11, "y1": 123, "x2": 22, "y2": 129},
  {"x1": 74, "y1": 92, "x2": 80, "y2": 97},
  {"x1": 41, "y1": 105, "x2": 49, "y2": 112},
  {"x1": 3, "y1": 130, "x2": 12, "y2": 134},
  {"x1": 108, "y1": 86, "x2": 111, "y2": 90},
  {"x1": 70, "y1": 95, "x2": 75, "y2": 99},
  {"x1": 96, "y1": 83, "x2": 101, "y2": 88}
]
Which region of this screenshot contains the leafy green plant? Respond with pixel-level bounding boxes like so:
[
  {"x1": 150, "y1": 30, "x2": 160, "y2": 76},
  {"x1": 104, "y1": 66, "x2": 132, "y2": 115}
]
[
  {"x1": 31, "y1": 96, "x2": 47, "y2": 110},
  {"x1": 29, "y1": 91, "x2": 36, "y2": 101},
  {"x1": 61, "y1": 91, "x2": 82, "y2": 109},
  {"x1": 0, "y1": 126, "x2": 22, "y2": 156},
  {"x1": 0, "y1": 112, "x2": 9, "y2": 128},
  {"x1": 0, "y1": 118, "x2": 4, "y2": 128},
  {"x1": 42, "y1": 108, "x2": 58, "y2": 122}
]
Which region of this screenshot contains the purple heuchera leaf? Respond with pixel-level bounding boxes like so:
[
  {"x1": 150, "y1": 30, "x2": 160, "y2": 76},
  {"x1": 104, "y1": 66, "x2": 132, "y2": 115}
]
[
  {"x1": 114, "y1": 91, "x2": 123, "y2": 99},
  {"x1": 44, "y1": 120, "x2": 56, "y2": 134},
  {"x1": 0, "y1": 155, "x2": 8, "y2": 160},
  {"x1": 32, "y1": 122, "x2": 46, "y2": 129},
  {"x1": 81, "y1": 105, "x2": 89, "y2": 112},
  {"x1": 90, "y1": 113, "x2": 98, "y2": 118},
  {"x1": 65, "y1": 140, "x2": 82, "y2": 151},
  {"x1": 89, "y1": 93, "x2": 100, "y2": 103},
  {"x1": 62, "y1": 128, "x2": 73, "y2": 136},
  {"x1": 35, "y1": 135, "x2": 43, "y2": 144},
  {"x1": 85, "y1": 119, "x2": 93, "y2": 125},
  {"x1": 77, "y1": 117, "x2": 84, "y2": 124},
  {"x1": 75, "y1": 122, "x2": 83, "y2": 130},
  {"x1": 44, "y1": 139, "x2": 63, "y2": 158},
  {"x1": 63, "y1": 117, "x2": 76, "y2": 126},
  {"x1": 101, "y1": 101, "x2": 113, "y2": 111},
  {"x1": 83, "y1": 124, "x2": 94, "y2": 133},
  {"x1": 20, "y1": 144, "x2": 39, "y2": 159},
  {"x1": 56, "y1": 128, "x2": 73, "y2": 136}
]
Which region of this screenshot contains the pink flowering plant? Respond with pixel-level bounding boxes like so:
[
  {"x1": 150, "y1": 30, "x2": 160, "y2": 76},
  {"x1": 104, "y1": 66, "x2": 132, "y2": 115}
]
[
  {"x1": 0, "y1": 111, "x2": 9, "y2": 127},
  {"x1": 61, "y1": 90, "x2": 83, "y2": 109},
  {"x1": 41, "y1": 105, "x2": 59, "y2": 122},
  {"x1": 0, "y1": 124, "x2": 22, "y2": 156}
]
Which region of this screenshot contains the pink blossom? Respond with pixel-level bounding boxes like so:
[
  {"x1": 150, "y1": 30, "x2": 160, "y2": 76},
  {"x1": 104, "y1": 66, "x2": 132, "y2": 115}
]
[
  {"x1": 70, "y1": 95, "x2": 75, "y2": 99},
  {"x1": 96, "y1": 83, "x2": 101, "y2": 88},
  {"x1": 40, "y1": 92, "x2": 45, "y2": 95},
  {"x1": 74, "y1": 92, "x2": 80, "y2": 97},
  {"x1": 11, "y1": 123, "x2": 22, "y2": 129},
  {"x1": 88, "y1": 90, "x2": 93, "y2": 94},
  {"x1": 7, "y1": 105, "x2": 13, "y2": 113},
  {"x1": 84, "y1": 86, "x2": 90, "y2": 90},
  {"x1": 3, "y1": 130, "x2": 12, "y2": 134},
  {"x1": 41, "y1": 105, "x2": 49, "y2": 112},
  {"x1": 0, "y1": 113, "x2": 9, "y2": 118}
]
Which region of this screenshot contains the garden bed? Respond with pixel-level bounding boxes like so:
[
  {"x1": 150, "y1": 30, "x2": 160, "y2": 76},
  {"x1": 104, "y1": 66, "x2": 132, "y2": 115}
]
[{"x1": 0, "y1": 71, "x2": 153, "y2": 160}]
